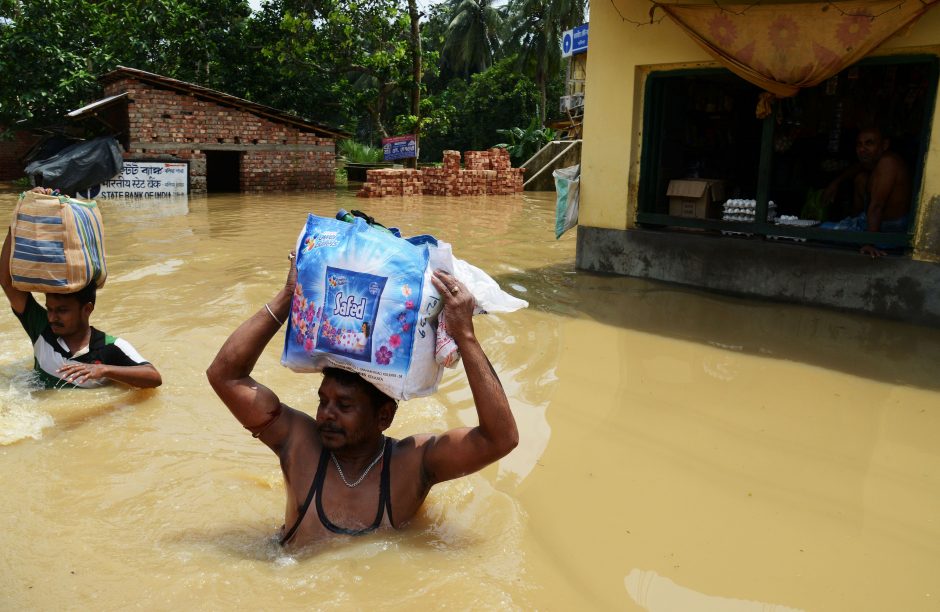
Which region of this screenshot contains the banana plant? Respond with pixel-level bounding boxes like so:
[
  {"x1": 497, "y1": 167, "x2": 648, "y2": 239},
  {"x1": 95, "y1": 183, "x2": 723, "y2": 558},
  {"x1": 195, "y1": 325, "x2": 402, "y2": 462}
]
[{"x1": 495, "y1": 116, "x2": 557, "y2": 163}]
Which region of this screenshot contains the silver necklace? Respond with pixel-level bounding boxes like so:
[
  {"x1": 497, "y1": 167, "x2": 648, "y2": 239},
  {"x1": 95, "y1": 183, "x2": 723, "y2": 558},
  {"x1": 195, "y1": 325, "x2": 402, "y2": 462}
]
[{"x1": 330, "y1": 436, "x2": 386, "y2": 488}]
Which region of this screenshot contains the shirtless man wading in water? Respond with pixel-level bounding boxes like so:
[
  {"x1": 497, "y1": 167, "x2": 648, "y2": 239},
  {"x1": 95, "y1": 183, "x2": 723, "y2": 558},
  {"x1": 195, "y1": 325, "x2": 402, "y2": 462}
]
[{"x1": 207, "y1": 252, "x2": 518, "y2": 548}]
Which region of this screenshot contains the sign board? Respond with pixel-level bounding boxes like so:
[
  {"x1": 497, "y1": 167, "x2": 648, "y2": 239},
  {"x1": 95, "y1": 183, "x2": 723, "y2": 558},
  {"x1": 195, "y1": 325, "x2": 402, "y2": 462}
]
[
  {"x1": 382, "y1": 135, "x2": 417, "y2": 161},
  {"x1": 84, "y1": 161, "x2": 188, "y2": 199},
  {"x1": 561, "y1": 24, "x2": 589, "y2": 58}
]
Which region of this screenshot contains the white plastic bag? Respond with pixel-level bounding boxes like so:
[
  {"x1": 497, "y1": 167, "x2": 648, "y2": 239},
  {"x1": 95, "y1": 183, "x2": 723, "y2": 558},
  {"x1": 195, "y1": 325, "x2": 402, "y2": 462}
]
[
  {"x1": 452, "y1": 257, "x2": 528, "y2": 314},
  {"x1": 553, "y1": 164, "x2": 580, "y2": 239}
]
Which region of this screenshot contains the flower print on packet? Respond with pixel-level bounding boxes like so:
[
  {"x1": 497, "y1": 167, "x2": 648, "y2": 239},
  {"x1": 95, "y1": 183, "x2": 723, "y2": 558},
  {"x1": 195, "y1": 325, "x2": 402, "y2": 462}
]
[
  {"x1": 290, "y1": 284, "x2": 321, "y2": 354},
  {"x1": 371, "y1": 281, "x2": 421, "y2": 366}
]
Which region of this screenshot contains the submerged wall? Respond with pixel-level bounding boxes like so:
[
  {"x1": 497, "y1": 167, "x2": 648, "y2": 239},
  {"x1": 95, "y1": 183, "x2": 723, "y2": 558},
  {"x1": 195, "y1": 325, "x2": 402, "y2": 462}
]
[{"x1": 578, "y1": 226, "x2": 940, "y2": 326}]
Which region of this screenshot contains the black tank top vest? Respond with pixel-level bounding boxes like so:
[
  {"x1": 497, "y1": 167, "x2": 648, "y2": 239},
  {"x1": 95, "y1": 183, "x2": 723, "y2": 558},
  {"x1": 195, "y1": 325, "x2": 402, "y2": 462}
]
[{"x1": 280, "y1": 438, "x2": 394, "y2": 545}]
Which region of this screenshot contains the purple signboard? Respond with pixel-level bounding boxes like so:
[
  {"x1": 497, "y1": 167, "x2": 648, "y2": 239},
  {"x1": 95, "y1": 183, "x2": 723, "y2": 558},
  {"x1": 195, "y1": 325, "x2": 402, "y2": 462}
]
[{"x1": 382, "y1": 134, "x2": 417, "y2": 161}]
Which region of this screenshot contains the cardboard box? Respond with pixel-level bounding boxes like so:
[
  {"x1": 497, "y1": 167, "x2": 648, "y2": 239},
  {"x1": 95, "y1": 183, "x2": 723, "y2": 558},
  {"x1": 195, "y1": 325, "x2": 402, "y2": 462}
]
[{"x1": 667, "y1": 179, "x2": 725, "y2": 219}]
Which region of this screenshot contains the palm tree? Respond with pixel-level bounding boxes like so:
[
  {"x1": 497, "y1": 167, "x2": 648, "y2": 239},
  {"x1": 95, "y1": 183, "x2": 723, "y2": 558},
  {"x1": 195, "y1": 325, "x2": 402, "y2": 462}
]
[
  {"x1": 443, "y1": 0, "x2": 505, "y2": 77},
  {"x1": 505, "y1": 0, "x2": 586, "y2": 124},
  {"x1": 406, "y1": 0, "x2": 422, "y2": 169}
]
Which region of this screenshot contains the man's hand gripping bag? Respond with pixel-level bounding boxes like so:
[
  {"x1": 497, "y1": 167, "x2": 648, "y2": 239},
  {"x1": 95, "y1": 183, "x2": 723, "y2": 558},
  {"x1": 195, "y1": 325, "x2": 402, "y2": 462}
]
[
  {"x1": 281, "y1": 214, "x2": 452, "y2": 400},
  {"x1": 9, "y1": 190, "x2": 107, "y2": 293}
]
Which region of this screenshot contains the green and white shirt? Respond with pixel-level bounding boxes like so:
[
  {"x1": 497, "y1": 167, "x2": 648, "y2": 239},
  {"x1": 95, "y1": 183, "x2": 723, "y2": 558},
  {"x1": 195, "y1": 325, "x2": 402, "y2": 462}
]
[{"x1": 13, "y1": 294, "x2": 151, "y2": 389}]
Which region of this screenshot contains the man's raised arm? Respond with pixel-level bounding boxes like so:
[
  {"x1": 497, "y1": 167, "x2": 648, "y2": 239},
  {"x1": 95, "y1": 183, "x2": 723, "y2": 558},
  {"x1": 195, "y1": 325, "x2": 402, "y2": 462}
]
[
  {"x1": 206, "y1": 252, "x2": 298, "y2": 450},
  {"x1": 421, "y1": 270, "x2": 519, "y2": 485},
  {"x1": 3, "y1": 188, "x2": 72, "y2": 314},
  {"x1": 1, "y1": 228, "x2": 29, "y2": 314}
]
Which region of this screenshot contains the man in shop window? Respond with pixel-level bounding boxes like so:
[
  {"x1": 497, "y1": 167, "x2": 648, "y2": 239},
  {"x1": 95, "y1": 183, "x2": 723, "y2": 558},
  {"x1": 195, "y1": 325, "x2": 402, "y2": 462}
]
[
  {"x1": 822, "y1": 127, "x2": 912, "y2": 258},
  {"x1": 0, "y1": 187, "x2": 162, "y2": 389}
]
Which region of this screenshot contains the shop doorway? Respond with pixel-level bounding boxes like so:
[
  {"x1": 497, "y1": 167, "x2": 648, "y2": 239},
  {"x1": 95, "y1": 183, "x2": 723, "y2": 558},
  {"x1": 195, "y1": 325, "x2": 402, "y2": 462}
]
[
  {"x1": 637, "y1": 56, "x2": 938, "y2": 250},
  {"x1": 639, "y1": 70, "x2": 763, "y2": 215},
  {"x1": 206, "y1": 151, "x2": 241, "y2": 192}
]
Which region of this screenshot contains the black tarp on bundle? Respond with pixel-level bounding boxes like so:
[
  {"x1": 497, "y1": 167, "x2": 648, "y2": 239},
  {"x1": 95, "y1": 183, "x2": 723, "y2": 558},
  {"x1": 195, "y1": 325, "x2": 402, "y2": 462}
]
[{"x1": 25, "y1": 136, "x2": 122, "y2": 195}]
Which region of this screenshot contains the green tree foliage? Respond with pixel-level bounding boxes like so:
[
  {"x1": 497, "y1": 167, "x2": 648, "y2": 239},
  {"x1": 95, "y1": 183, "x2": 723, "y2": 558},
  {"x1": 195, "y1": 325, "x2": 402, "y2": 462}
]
[
  {"x1": 442, "y1": 0, "x2": 504, "y2": 78},
  {"x1": 496, "y1": 117, "x2": 557, "y2": 163},
  {"x1": 460, "y1": 56, "x2": 541, "y2": 150},
  {"x1": 0, "y1": 0, "x2": 253, "y2": 129},
  {"x1": 420, "y1": 55, "x2": 542, "y2": 160},
  {"x1": 504, "y1": 0, "x2": 585, "y2": 123},
  {"x1": 265, "y1": 0, "x2": 416, "y2": 141},
  {"x1": 0, "y1": 0, "x2": 579, "y2": 164},
  {"x1": 0, "y1": 0, "x2": 103, "y2": 128},
  {"x1": 338, "y1": 139, "x2": 384, "y2": 162},
  {"x1": 416, "y1": 78, "x2": 466, "y2": 159}
]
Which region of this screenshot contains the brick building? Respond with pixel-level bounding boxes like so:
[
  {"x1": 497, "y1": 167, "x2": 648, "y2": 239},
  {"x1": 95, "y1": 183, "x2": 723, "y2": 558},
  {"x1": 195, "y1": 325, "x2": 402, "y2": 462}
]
[
  {"x1": 0, "y1": 130, "x2": 41, "y2": 181},
  {"x1": 68, "y1": 66, "x2": 346, "y2": 193}
]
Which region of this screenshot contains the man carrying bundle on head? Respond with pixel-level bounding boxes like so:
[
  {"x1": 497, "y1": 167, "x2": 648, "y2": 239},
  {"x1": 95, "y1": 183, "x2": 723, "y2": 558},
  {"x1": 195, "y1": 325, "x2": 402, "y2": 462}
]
[
  {"x1": 1, "y1": 187, "x2": 161, "y2": 389},
  {"x1": 207, "y1": 250, "x2": 518, "y2": 548}
]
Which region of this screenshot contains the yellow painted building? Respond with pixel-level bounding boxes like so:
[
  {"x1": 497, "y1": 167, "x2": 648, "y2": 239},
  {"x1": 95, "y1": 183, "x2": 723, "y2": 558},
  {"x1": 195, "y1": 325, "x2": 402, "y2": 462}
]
[{"x1": 576, "y1": 0, "x2": 940, "y2": 324}]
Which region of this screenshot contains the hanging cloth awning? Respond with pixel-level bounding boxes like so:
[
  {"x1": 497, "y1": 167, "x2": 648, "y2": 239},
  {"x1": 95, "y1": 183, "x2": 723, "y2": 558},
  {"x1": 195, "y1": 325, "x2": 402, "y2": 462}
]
[{"x1": 658, "y1": 0, "x2": 940, "y2": 97}]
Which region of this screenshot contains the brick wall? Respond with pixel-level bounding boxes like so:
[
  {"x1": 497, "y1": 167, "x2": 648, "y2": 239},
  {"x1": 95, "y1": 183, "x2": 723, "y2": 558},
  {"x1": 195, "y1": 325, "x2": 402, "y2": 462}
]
[
  {"x1": 357, "y1": 149, "x2": 524, "y2": 198},
  {"x1": 0, "y1": 130, "x2": 41, "y2": 181},
  {"x1": 242, "y1": 150, "x2": 335, "y2": 191},
  {"x1": 103, "y1": 79, "x2": 335, "y2": 192}
]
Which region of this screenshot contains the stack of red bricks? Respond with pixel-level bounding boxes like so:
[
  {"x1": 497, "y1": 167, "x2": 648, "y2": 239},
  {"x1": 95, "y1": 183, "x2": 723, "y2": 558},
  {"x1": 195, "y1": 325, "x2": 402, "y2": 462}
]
[
  {"x1": 356, "y1": 168, "x2": 424, "y2": 198},
  {"x1": 356, "y1": 148, "x2": 525, "y2": 198},
  {"x1": 463, "y1": 148, "x2": 525, "y2": 195},
  {"x1": 420, "y1": 150, "x2": 463, "y2": 196},
  {"x1": 421, "y1": 150, "x2": 488, "y2": 196}
]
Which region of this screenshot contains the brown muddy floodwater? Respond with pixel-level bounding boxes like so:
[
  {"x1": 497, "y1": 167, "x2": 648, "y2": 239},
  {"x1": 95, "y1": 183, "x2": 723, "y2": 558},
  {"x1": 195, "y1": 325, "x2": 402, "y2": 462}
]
[{"x1": 1, "y1": 187, "x2": 938, "y2": 611}]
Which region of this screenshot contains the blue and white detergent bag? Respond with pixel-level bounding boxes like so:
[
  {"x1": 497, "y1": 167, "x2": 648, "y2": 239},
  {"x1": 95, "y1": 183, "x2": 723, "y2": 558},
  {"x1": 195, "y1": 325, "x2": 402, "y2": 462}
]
[
  {"x1": 281, "y1": 213, "x2": 527, "y2": 400},
  {"x1": 282, "y1": 214, "x2": 447, "y2": 399}
]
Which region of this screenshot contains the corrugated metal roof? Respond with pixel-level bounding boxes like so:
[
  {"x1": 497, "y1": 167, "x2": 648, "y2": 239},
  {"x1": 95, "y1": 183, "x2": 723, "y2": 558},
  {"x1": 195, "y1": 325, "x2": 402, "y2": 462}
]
[{"x1": 67, "y1": 92, "x2": 129, "y2": 118}]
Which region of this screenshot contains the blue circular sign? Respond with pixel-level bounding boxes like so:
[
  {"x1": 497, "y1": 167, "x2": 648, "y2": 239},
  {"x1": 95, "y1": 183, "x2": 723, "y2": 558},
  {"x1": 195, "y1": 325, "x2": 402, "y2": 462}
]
[{"x1": 563, "y1": 32, "x2": 572, "y2": 54}]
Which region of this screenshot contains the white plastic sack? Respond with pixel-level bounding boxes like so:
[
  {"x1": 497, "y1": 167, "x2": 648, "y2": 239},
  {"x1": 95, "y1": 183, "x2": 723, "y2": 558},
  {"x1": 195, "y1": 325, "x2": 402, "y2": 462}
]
[
  {"x1": 553, "y1": 164, "x2": 580, "y2": 239},
  {"x1": 452, "y1": 257, "x2": 528, "y2": 314}
]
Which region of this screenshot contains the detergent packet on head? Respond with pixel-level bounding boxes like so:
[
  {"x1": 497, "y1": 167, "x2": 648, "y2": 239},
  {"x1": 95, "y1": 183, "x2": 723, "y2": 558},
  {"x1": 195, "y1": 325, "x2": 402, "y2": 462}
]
[{"x1": 281, "y1": 214, "x2": 452, "y2": 400}]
